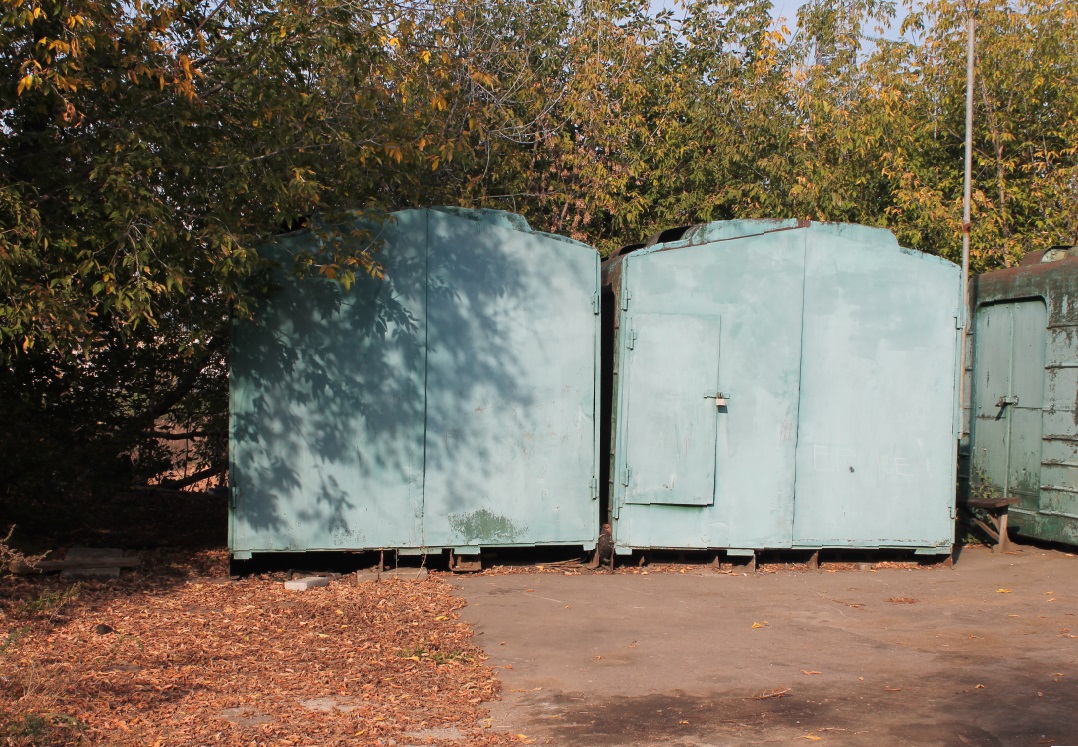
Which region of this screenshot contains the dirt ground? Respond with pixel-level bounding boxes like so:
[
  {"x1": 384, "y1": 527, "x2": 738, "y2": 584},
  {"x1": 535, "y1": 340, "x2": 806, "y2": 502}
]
[{"x1": 455, "y1": 545, "x2": 1078, "y2": 747}]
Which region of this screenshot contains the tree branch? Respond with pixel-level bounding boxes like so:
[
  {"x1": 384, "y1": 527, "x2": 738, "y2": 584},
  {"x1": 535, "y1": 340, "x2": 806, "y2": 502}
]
[
  {"x1": 154, "y1": 462, "x2": 226, "y2": 490},
  {"x1": 133, "y1": 329, "x2": 228, "y2": 428}
]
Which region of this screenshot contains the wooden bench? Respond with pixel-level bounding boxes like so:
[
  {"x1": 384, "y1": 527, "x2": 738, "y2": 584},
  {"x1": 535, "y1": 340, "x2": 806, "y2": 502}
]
[{"x1": 962, "y1": 497, "x2": 1020, "y2": 553}]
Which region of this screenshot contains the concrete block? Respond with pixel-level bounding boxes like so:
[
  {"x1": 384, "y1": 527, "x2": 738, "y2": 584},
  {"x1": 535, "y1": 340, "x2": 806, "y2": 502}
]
[{"x1": 284, "y1": 576, "x2": 331, "y2": 591}]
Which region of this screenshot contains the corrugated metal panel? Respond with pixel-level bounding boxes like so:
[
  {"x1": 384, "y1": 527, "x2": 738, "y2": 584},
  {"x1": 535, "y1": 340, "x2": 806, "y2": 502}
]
[
  {"x1": 605, "y1": 220, "x2": 960, "y2": 553},
  {"x1": 230, "y1": 208, "x2": 600, "y2": 556},
  {"x1": 968, "y1": 249, "x2": 1078, "y2": 546}
]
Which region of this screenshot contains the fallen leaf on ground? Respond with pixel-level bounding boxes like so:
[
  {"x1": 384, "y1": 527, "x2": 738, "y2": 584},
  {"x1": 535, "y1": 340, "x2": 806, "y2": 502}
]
[
  {"x1": 753, "y1": 688, "x2": 791, "y2": 700},
  {"x1": 0, "y1": 549, "x2": 520, "y2": 747}
]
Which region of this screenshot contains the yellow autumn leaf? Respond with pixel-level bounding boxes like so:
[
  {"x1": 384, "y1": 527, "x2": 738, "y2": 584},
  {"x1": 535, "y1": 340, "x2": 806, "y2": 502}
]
[
  {"x1": 801, "y1": 735, "x2": 822, "y2": 741},
  {"x1": 997, "y1": 588, "x2": 1012, "y2": 593},
  {"x1": 751, "y1": 621, "x2": 768, "y2": 628},
  {"x1": 16, "y1": 74, "x2": 34, "y2": 95}
]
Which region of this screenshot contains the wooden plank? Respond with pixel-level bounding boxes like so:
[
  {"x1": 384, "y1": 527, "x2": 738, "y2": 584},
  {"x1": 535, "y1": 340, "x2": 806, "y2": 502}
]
[{"x1": 966, "y1": 497, "x2": 1020, "y2": 509}]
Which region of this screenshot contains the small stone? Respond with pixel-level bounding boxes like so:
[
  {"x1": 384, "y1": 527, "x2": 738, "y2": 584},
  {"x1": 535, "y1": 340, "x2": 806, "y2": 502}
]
[{"x1": 284, "y1": 576, "x2": 330, "y2": 591}]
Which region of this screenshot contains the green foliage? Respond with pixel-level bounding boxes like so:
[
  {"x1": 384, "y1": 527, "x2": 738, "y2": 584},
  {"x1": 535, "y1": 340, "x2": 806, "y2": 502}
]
[
  {"x1": 0, "y1": 0, "x2": 491, "y2": 513},
  {"x1": 0, "y1": 711, "x2": 85, "y2": 747}
]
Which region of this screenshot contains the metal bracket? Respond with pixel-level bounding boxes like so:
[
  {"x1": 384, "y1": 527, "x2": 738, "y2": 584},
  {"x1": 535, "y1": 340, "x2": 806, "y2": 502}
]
[
  {"x1": 996, "y1": 395, "x2": 1019, "y2": 408},
  {"x1": 705, "y1": 392, "x2": 731, "y2": 407}
]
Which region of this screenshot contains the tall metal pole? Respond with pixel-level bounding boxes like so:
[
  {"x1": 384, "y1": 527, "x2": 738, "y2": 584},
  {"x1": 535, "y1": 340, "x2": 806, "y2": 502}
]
[{"x1": 959, "y1": 10, "x2": 975, "y2": 436}]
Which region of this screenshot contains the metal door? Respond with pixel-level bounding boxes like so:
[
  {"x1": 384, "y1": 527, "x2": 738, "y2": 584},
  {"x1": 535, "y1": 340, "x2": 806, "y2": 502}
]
[
  {"x1": 620, "y1": 312, "x2": 722, "y2": 505},
  {"x1": 791, "y1": 228, "x2": 960, "y2": 547},
  {"x1": 972, "y1": 300, "x2": 1047, "y2": 513},
  {"x1": 420, "y1": 209, "x2": 599, "y2": 549}
]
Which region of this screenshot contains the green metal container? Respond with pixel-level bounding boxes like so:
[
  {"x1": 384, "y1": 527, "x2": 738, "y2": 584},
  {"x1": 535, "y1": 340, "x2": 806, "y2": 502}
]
[
  {"x1": 603, "y1": 220, "x2": 961, "y2": 556},
  {"x1": 230, "y1": 208, "x2": 601, "y2": 559},
  {"x1": 968, "y1": 246, "x2": 1078, "y2": 546}
]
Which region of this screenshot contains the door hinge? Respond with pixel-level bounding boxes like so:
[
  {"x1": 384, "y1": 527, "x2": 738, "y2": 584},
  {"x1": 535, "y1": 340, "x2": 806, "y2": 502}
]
[
  {"x1": 593, "y1": 293, "x2": 601, "y2": 315},
  {"x1": 620, "y1": 289, "x2": 631, "y2": 311},
  {"x1": 590, "y1": 476, "x2": 599, "y2": 500},
  {"x1": 230, "y1": 486, "x2": 238, "y2": 510},
  {"x1": 626, "y1": 328, "x2": 637, "y2": 350},
  {"x1": 622, "y1": 467, "x2": 632, "y2": 486}
]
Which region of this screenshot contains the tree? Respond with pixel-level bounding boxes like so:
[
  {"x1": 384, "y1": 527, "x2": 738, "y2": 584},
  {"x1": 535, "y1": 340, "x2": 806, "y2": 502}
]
[{"x1": 0, "y1": 0, "x2": 498, "y2": 517}]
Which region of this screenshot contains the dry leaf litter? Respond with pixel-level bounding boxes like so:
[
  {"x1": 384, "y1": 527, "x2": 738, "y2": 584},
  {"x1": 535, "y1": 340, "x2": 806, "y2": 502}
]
[{"x1": 1, "y1": 550, "x2": 525, "y2": 747}]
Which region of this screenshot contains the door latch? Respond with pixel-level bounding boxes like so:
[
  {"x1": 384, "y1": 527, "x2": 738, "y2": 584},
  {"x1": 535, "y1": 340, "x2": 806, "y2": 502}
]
[
  {"x1": 996, "y1": 395, "x2": 1019, "y2": 408},
  {"x1": 705, "y1": 392, "x2": 731, "y2": 407}
]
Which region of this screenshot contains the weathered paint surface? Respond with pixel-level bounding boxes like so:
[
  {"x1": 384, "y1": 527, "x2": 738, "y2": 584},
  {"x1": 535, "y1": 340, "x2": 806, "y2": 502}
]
[
  {"x1": 968, "y1": 248, "x2": 1078, "y2": 546},
  {"x1": 230, "y1": 208, "x2": 600, "y2": 556},
  {"x1": 604, "y1": 221, "x2": 961, "y2": 553}
]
